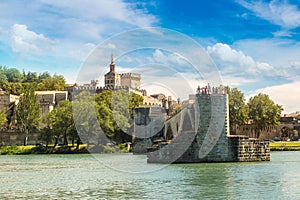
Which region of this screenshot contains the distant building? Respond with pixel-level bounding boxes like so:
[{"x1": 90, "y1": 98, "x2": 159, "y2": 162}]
[
  {"x1": 64, "y1": 55, "x2": 180, "y2": 116},
  {"x1": 34, "y1": 91, "x2": 68, "y2": 127},
  {"x1": 65, "y1": 55, "x2": 142, "y2": 99},
  {"x1": 104, "y1": 54, "x2": 141, "y2": 90},
  {"x1": 283, "y1": 111, "x2": 300, "y2": 120},
  {"x1": 0, "y1": 91, "x2": 20, "y2": 127},
  {"x1": 0, "y1": 93, "x2": 19, "y2": 111}
]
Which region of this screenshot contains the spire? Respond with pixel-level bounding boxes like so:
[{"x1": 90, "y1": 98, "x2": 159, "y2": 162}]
[
  {"x1": 110, "y1": 54, "x2": 115, "y2": 72},
  {"x1": 111, "y1": 54, "x2": 114, "y2": 64}
]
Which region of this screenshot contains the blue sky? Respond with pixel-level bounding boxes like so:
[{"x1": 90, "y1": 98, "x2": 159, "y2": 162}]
[{"x1": 0, "y1": 0, "x2": 300, "y2": 113}]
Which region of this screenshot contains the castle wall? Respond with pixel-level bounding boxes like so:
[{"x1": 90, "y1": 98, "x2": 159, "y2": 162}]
[
  {"x1": 0, "y1": 130, "x2": 41, "y2": 146},
  {"x1": 143, "y1": 96, "x2": 162, "y2": 106},
  {"x1": 120, "y1": 73, "x2": 141, "y2": 90}
]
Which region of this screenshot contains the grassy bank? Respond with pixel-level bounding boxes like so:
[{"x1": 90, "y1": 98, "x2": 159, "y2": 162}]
[
  {"x1": 270, "y1": 141, "x2": 300, "y2": 151},
  {"x1": 0, "y1": 144, "x2": 130, "y2": 155}
]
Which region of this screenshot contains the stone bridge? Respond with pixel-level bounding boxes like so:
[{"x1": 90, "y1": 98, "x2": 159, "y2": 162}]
[{"x1": 146, "y1": 91, "x2": 270, "y2": 163}]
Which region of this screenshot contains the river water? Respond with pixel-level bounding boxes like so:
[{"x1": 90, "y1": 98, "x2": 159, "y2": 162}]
[{"x1": 0, "y1": 151, "x2": 300, "y2": 199}]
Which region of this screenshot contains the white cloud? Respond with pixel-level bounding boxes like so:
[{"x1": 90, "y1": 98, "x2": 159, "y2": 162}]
[
  {"x1": 10, "y1": 24, "x2": 56, "y2": 55},
  {"x1": 233, "y1": 38, "x2": 300, "y2": 80},
  {"x1": 237, "y1": 0, "x2": 300, "y2": 30},
  {"x1": 32, "y1": 0, "x2": 157, "y2": 42},
  {"x1": 207, "y1": 43, "x2": 276, "y2": 77},
  {"x1": 141, "y1": 71, "x2": 204, "y2": 101},
  {"x1": 248, "y1": 81, "x2": 300, "y2": 114},
  {"x1": 40, "y1": 0, "x2": 157, "y2": 27},
  {"x1": 0, "y1": 0, "x2": 157, "y2": 59},
  {"x1": 147, "y1": 49, "x2": 188, "y2": 67},
  {"x1": 221, "y1": 74, "x2": 255, "y2": 87},
  {"x1": 291, "y1": 61, "x2": 300, "y2": 69},
  {"x1": 69, "y1": 43, "x2": 97, "y2": 61}
]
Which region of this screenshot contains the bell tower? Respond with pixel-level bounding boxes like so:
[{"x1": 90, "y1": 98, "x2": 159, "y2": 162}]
[
  {"x1": 104, "y1": 54, "x2": 121, "y2": 88},
  {"x1": 110, "y1": 54, "x2": 115, "y2": 72}
]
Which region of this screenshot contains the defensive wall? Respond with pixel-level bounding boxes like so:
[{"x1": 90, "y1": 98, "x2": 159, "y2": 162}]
[{"x1": 0, "y1": 129, "x2": 41, "y2": 146}]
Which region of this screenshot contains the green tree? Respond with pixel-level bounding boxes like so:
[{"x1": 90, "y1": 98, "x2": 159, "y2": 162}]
[
  {"x1": 2, "y1": 67, "x2": 24, "y2": 82},
  {"x1": 0, "y1": 111, "x2": 7, "y2": 127},
  {"x1": 43, "y1": 100, "x2": 73, "y2": 147},
  {"x1": 16, "y1": 88, "x2": 40, "y2": 145},
  {"x1": 68, "y1": 124, "x2": 80, "y2": 149},
  {"x1": 39, "y1": 127, "x2": 53, "y2": 147},
  {"x1": 129, "y1": 92, "x2": 143, "y2": 118},
  {"x1": 95, "y1": 90, "x2": 115, "y2": 138},
  {"x1": 3, "y1": 82, "x2": 24, "y2": 95},
  {"x1": 73, "y1": 91, "x2": 101, "y2": 147},
  {"x1": 24, "y1": 71, "x2": 38, "y2": 82},
  {"x1": 0, "y1": 73, "x2": 8, "y2": 89},
  {"x1": 225, "y1": 87, "x2": 249, "y2": 133},
  {"x1": 37, "y1": 75, "x2": 65, "y2": 91},
  {"x1": 38, "y1": 72, "x2": 51, "y2": 82},
  {"x1": 248, "y1": 93, "x2": 283, "y2": 135},
  {"x1": 94, "y1": 90, "x2": 143, "y2": 141}
]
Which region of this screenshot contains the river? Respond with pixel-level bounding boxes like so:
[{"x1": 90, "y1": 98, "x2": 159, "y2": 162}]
[{"x1": 0, "y1": 151, "x2": 299, "y2": 199}]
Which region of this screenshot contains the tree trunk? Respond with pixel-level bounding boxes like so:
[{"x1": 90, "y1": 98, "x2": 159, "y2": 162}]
[
  {"x1": 76, "y1": 136, "x2": 81, "y2": 150},
  {"x1": 53, "y1": 137, "x2": 58, "y2": 149},
  {"x1": 63, "y1": 130, "x2": 68, "y2": 146},
  {"x1": 24, "y1": 129, "x2": 28, "y2": 146}
]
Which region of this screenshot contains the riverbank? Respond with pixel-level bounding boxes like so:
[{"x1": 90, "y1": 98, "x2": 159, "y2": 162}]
[
  {"x1": 270, "y1": 141, "x2": 300, "y2": 151},
  {"x1": 2, "y1": 141, "x2": 300, "y2": 155},
  {"x1": 0, "y1": 144, "x2": 130, "y2": 155}
]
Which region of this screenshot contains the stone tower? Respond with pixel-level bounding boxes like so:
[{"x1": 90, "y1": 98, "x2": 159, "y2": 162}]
[
  {"x1": 104, "y1": 54, "x2": 121, "y2": 88},
  {"x1": 147, "y1": 87, "x2": 270, "y2": 163}
]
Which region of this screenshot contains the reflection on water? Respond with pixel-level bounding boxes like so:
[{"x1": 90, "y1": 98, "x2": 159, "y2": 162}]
[{"x1": 0, "y1": 152, "x2": 300, "y2": 199}]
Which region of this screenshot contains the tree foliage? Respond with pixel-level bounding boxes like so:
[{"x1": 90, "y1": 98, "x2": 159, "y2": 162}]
[
  {"x1": 0, "y1": 66, "x2": 66, "y2": 95},
  {"x1": 94, "y1": 90, "x2": 143, "y2": 140},
  {"x1": 0, "y1": 111, "x2": 7, "y2": 127},
  {"x1": 95, "y1": 90, "x2": 116, "y2": 138},
  {"x1": 43, "y1": 100, "x2": 73, "y2": 146},
  {"x1": 0, "y1": 66, "x2": 23, "y2": 82},
  {"x1": 247, "y1": 93, "x2": 283, "y2": 131},
  {"x1": 225, "y1": 87, "x2": 249, "y2": 130},
  {"x1": 36, "y1": 75, "x2": 65, "y2": 91},
  {"x1": 16, "y1": 88, "x2": 40, "y2": 145},
  {"x1": 73, "y1": 91, "x2": 101, "y2": 146}
]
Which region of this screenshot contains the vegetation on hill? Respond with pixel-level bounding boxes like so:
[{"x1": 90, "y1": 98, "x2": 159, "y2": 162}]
[
  {"x1": 0, "y1": 111, "x2": 7, "y2": 126},
  {"x1": 0, "y1": 65, "x2": 65, "y2": 95}
]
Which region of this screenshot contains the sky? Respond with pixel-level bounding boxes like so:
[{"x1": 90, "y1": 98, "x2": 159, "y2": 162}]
[{"x1": 0, "y1": 0, "x2": 299, "y2": 113}]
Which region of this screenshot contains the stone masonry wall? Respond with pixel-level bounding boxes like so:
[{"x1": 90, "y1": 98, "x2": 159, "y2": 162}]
[
  {"x1": 228, "y1": 135, "x2": 270, "y2": 161},
  {"x1": 0, "y1": 130, "x2": 41, "y2": 145},
  {"x1": 147, "y1": 93, "x2": 270, "y2": 163}
]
